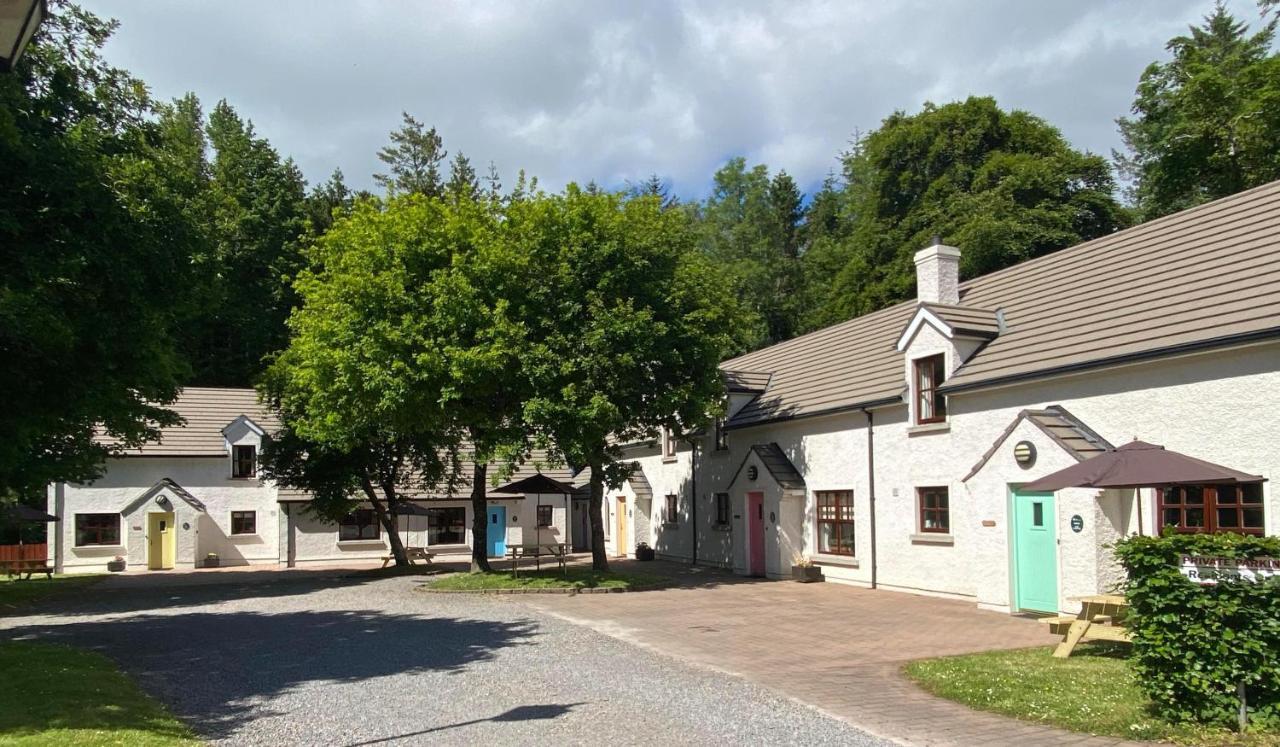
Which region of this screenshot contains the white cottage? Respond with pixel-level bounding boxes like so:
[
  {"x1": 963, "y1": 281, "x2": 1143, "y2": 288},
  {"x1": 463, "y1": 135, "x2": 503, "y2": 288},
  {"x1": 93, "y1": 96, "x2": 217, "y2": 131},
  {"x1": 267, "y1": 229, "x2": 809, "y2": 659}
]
[
  {"x1": 47, "y1": 388, "x2": 580, "y2": 573},
  {"x1": 608, "y1": 180, "x2": 1280, "y2": 614}
]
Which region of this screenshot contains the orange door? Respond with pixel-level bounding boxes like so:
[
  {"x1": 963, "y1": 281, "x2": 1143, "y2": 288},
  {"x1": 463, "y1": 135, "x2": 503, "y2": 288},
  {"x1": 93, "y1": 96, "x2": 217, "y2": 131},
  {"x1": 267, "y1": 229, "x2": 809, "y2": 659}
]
[{"x1": 616, "y1": 496, "x2": 628, "y2": 556}]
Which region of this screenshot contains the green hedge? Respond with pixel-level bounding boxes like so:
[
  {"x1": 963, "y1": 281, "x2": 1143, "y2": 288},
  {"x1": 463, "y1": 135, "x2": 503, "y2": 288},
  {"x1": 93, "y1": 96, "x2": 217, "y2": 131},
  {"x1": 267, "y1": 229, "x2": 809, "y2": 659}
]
[{"x1": 1113, "y1": 532, "x2": 1280, "y2": 728}]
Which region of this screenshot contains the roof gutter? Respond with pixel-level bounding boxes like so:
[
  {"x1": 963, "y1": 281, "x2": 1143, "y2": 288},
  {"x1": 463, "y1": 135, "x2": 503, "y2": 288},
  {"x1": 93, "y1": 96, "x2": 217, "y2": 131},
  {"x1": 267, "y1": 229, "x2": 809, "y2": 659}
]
[
  {"x1": 722, "y1": 395, "x2": 903, "y2": 432},
  {"x1": 940, "y1": 327, "x2": 1280, "y2": 396}
]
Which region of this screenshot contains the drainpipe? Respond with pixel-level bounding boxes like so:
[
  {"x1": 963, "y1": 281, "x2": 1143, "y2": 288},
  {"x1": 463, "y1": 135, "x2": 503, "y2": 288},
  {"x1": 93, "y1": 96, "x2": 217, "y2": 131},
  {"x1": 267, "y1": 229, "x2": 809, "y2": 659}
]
[
  {"x1": 862, "y1": 408, "x2": 878, "y2": 589},
  {"x1": 690, "y1": 438, "x2": 699, "y2": 565}
]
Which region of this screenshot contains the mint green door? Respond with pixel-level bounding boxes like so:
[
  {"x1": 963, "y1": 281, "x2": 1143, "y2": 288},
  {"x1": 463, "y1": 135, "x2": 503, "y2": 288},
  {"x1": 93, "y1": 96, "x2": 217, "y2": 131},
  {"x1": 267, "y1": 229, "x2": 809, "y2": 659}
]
[{"x1": 1012, "y1": 491, "x2": 1057, "y2": 613}]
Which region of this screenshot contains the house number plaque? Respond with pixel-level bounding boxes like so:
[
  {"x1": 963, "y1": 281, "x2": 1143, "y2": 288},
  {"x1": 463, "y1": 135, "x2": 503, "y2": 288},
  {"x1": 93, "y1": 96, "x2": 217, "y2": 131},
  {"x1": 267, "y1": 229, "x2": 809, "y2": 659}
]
[{"x1": 1070, "y1": 514, "x2": 1083, "y2": 533}]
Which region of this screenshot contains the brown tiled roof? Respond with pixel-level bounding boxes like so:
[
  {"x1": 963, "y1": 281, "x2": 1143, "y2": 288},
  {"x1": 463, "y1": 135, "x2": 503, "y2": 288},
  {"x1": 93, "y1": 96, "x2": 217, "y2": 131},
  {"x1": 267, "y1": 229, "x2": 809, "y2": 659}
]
[
  {"x1": 723, "y1": 369, "x2": 771, "y2": 393},
  {"x1": 278, "y1": 453, "x2": 580, "y2": 503},
  {"x1": 963, "y1": 406, "x2": 1112, "y2": 481},
  {"x1": 99, "y1": 387, "x2": 279, "y2": 457},
  {"x1": 919, "y1": 302, "x2": 1001, "y2": 338},
  {"x1": 724, "y1": 180, "x2": 1280, "y2": 428}
]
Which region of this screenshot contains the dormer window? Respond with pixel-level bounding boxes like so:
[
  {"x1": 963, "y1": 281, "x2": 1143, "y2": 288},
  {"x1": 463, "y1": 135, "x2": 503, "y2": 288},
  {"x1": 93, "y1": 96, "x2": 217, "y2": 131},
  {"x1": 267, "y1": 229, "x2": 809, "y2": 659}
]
[
  {"x1": 714, "y1": 416, "x2": 728, "y2": 451},
  {"x1": 232, "y1": 444, "x2": 257, "y2": 478},
  {"x1": 662, "y1": 428, "x2": 677, "y2": 461},
  {"x1": 914, "y1": 354, "x2": 947, "y2": 424}
]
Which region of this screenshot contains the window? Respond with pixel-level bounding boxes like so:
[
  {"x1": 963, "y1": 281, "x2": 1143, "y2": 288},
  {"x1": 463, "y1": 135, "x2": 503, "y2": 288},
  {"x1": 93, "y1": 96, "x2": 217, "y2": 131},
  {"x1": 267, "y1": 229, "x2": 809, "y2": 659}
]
[
  {"x1": 665, "y1": 494, "x2": 679, "y2": 525},
  {"x1": 536, "y1": 505, "x2": 553, "y2": 527},
  {"x1": 714, "y1": 417, "x2": 728, "y2": 451},
  {"x1": 427, "y1": 507, "x2": 466, "y2": 545},
  {"x1": 339, "y1": 509, "x2": 379, "y2": 541},
  {"x1": 914, "y1": 354, "x2": 947, "y2": 424},
  {"x1": 662, "y1": 428, "x2": 677, "y2": 460},
  {"x1": 1160, "y1": 484, "x2": 1264, "y2": 535},
  {"x1": 75, "y1": 514, "x2": 120, "y2": 546},
  {"x1": 816, "y1": 490, "x2": 855, "y2": 556},
  {"x1": 230, "y1": 511, "x2": 256, "y2": 535},
  {"x1": 232, "y1": 444, "x2": 257, "y2": 478},
  {"x1": 714, "y1": 492, "x2": 730, "y2": 526},
  {"x1": 918, "y1": 487, "x2": 950, "y2": 533}
]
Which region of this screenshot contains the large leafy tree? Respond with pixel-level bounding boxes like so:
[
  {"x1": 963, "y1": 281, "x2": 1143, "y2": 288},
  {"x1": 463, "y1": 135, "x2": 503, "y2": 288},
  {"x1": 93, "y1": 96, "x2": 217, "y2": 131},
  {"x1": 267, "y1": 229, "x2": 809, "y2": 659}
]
[
  {"x1": 261, "y1": 193, "x2": 533, "y2": 568},
  {"x1": 516, "y1": 187, "x2": 747, "y2": 570},
  {"x1": 1117, "y1": 3, "x2": 1280, "y2": 219},
  {"x1": 260, "y1": 197, "x2": 464, "y2": 566},
  {"x1": 0, "y1": 3, "x2": 192, "y2": 495},
  {"x1": 811, "y1": 96, "x2": 1126, "y2": 323}
]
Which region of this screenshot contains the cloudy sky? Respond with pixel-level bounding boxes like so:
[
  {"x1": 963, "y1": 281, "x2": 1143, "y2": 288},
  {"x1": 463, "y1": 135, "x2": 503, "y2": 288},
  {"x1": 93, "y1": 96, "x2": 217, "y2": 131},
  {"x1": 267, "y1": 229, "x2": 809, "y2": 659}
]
[{"x1": 83, "y1": 0, "x2": 1261, "y2": 200}]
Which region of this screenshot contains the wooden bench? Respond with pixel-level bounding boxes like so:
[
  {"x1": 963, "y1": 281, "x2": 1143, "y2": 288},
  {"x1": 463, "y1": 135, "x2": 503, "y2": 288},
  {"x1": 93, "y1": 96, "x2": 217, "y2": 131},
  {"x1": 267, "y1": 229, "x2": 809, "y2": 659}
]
[
  {"x1": 380, "y1": 547, "x2": 435, "y2": 569},
  {"x1": 1045, "y1": 594, "x2": 1132, "y2": 657},
  {"x1": 3, "y1": 558, "x2": 53, "y2": 580}
]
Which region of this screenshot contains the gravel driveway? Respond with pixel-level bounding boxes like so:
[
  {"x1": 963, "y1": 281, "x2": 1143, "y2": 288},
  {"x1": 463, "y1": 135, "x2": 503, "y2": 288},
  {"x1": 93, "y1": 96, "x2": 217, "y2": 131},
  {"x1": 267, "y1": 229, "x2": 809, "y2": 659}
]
[{"x1": 1, "y1": 574, "x2": 890, "y2": 746}]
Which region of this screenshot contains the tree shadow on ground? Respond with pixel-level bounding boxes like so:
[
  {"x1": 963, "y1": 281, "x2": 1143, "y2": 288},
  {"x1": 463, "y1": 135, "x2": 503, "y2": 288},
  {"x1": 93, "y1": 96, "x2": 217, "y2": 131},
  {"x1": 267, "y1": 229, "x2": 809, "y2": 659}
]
[
  {"x1": 2, "y1": 562, "x2": 471, "y2": 620},
  {"x1": 346, "y1": 702, "x2": 586, "y2": 746},
  {"x1": 2, "y1": 608, "x2": 538, "y2": 741}
]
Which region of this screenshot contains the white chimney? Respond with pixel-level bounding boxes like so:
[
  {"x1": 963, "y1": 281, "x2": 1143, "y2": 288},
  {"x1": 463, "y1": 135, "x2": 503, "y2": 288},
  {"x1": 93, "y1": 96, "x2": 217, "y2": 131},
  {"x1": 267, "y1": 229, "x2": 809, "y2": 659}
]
[{"x1": 913, "y1": 238, "x2": 961, "y2": 306}]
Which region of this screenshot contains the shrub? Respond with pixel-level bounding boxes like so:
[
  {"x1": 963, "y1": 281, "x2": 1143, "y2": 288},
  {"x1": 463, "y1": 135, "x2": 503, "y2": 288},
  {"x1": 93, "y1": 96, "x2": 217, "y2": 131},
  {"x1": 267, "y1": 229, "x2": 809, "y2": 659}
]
[{"x1": 1113, "y1": 532, "x2": 1280, "y2": 728}]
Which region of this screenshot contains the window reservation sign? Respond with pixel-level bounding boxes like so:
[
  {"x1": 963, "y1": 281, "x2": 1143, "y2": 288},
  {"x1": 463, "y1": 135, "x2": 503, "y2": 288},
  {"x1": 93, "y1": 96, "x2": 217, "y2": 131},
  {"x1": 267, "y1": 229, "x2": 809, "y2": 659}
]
[{"x1": 1178, "y1": 555, "x2": 1280, "y2": 585}]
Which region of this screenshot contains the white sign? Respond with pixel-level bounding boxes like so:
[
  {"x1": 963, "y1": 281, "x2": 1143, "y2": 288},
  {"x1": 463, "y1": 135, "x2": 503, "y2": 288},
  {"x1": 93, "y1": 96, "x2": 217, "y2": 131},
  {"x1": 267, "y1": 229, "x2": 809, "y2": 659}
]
[{"x1": 1179, "y1": 555, "x2": 1280, "y2": 585}]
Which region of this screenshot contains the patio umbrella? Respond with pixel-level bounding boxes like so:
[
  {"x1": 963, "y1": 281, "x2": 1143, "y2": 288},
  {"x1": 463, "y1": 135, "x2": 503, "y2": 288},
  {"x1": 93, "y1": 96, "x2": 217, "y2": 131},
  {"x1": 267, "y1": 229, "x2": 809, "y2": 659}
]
[
  {"x1": 1021, "y1": 440, "x2": 1265, "y2": 534},
  {"x1": 1022, "y1": 440, "x2": 1265, "y2": 492},
  {"x1": 2, "y1": 504, "x2": 59, "y2": 523},
  {"x1": 491, "y1": 474, "x2": 580, "y2": 551},
  {"x1": 390, "y1": 501, "x2": 430, "y2": 549}
]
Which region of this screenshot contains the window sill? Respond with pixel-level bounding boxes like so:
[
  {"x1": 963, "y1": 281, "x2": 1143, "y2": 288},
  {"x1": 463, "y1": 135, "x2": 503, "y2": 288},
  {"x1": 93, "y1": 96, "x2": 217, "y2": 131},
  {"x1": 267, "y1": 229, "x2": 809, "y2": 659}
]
[
  {"x1": 229, "y1": 533, "x2": 258, "y2": 539},
  {"x1": 661, "y1": 457, "x2": 678, "y2": 464},
  {"x1": 73, "y1": 544, "x2": 123, "y2": 550},
  {"x1": 337, "y1": 539, "x2": 384, "y2": 546},
  {"x1": 907, "y1": 422, "x2": 950, "y2": 436},
  {"x1": 811, "y1": 554, "x2": 860, "y2": 568},
  {"x1": 711, "y1": 523, "x2": 731, "y2": 532},
  {"x1": 911, "y1": 533, "x2": 955, "y2": 545}
]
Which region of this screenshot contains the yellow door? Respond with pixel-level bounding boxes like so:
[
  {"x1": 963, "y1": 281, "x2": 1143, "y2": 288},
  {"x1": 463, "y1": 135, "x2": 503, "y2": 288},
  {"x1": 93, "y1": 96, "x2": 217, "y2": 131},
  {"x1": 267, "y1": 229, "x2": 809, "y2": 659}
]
[
  {"x1": 147, "y1": 512, "x2": 176, "y2": 570},
  {"x1": 615, "y1": 496, "x2": 627, "y2": 557}
]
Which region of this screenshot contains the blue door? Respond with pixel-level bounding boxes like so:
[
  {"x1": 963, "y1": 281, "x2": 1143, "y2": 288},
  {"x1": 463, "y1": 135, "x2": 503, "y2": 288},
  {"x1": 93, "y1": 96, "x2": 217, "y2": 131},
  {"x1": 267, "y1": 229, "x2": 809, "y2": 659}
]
[
  {"x1": 1013, "y1": 491, "x2": 1058, "y2": 613},
  {"x1": 486, "y1": 506, "x2": 506, "y2": 557}
]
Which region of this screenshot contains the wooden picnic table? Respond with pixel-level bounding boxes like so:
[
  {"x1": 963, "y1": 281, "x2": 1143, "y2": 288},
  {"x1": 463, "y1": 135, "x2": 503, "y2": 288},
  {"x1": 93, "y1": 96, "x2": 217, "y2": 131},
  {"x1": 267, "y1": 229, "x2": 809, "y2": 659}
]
[
  {"x1": 2, "y1": 558, "x2": 53, "y2": 581},
  {"x1": 1045, "y1": 593, "x2": 1131, "y2": 658},
  {"x1": 380, "y1": 546, "x2": 435, "y2": 569},
  {"x1": 507, "y1": 543, "x2": 568, "y2": 578}
]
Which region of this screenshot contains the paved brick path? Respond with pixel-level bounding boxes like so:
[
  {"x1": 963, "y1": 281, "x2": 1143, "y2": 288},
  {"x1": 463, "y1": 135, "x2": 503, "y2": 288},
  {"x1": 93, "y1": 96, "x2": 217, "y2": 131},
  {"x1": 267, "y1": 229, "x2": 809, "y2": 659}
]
[{"x1": 526, "y1": 563, "x2": 1137, "y2": 747}]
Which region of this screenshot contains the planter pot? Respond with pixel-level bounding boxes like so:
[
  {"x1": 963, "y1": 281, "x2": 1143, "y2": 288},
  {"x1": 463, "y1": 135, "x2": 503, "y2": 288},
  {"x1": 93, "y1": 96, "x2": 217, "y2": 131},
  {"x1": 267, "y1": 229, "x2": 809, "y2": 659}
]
[
  {"x1": 635, "y1": 546, "x2": 655, "y2": 562},
  {"x1": 107, "y1": 560, "x2": 126, "y2": 573},
  {"x1": 792, "y1": 565, "x2": 823, "y2": 583},
  {"x1": 204, "y1": 557, "x2": 220, "y2": 568}
]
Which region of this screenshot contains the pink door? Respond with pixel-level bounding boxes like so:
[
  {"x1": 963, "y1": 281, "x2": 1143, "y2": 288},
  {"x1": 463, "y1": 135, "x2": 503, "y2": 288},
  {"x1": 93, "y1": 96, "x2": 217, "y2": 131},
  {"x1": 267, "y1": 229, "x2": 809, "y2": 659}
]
[{"x1": 747, "y1": 491, "x2": 766, "y2": 576}]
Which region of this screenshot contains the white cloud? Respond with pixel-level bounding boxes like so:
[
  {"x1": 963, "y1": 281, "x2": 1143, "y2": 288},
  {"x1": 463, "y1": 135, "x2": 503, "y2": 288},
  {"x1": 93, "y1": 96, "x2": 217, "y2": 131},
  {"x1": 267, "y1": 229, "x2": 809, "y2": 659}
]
[{"x1": 82, "y1": 0, "x2": 1256, "y2": 200}]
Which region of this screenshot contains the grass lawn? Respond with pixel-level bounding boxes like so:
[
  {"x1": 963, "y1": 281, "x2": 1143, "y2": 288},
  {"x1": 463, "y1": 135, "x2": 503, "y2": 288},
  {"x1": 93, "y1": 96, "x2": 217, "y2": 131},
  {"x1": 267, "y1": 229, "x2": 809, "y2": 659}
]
[
  {"x1": 428, "y1": 567, "x2": 666, "y2": 591},
  {"x1": 905, "y1": 643, "x2": 1280, "y2": 746},
  {"x1": 0, "y1": 574, "x2": 103, "y2": 614},
  {"x1": 0, "y1": 642, "x2": 198, "y2": 746}
]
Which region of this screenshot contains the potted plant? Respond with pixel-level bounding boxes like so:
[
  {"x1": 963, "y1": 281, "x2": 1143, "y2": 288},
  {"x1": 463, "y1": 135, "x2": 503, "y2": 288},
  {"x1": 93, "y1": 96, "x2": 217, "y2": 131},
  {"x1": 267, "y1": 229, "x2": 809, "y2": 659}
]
[
  {"x1": 792, "y1": 555, "x2": 822, "y2": 583},
  {"x1": 107, "y1": 555, "x2": 126, "y2": 572},
  {"x1": 204, "y1": 552, "x2": 220, "y2": 568},
  {"x1": 635, "y1": 542, "x2": 656, "y2": 561}
]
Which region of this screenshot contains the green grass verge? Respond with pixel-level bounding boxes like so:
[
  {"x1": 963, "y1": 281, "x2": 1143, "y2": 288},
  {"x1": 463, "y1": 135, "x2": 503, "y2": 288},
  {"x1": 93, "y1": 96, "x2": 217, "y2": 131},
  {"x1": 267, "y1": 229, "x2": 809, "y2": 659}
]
[
  {"x1": 428, "y1": 567, "x2": 665, "y2": 591},
  {"x1": 0, "y1": 642, "x2": 199, "y2": 746},
  {"x1": 904, "y1": 644, "x2": 1280, "y2": 746},
  {"x1": 0, "y1": 574, "x2": 103, "y2": 614}
]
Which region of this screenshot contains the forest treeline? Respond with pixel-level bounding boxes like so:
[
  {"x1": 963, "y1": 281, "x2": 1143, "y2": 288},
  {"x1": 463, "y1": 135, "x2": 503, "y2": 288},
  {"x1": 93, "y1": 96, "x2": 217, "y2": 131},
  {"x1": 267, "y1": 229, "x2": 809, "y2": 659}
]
[{"x1": 2, "y1": 1, "x2": 1278, "y2": 494}]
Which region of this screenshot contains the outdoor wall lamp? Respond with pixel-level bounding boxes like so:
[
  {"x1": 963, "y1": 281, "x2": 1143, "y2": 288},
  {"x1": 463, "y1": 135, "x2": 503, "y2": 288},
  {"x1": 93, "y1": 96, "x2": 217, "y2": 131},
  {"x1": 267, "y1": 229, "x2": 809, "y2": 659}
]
[{"x1": 0, "y1": 0, "x2": 45, "y2": 72}]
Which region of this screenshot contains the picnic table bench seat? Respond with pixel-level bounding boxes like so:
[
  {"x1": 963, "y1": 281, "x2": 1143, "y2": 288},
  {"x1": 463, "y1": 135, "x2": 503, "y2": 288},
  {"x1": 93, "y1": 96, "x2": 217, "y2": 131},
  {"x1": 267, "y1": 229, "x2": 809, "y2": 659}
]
[
  {"x1": 380, "y1": 547, "x2": 435, "y2": 569},
  {"x1": 3, "y1": 558, "x2": 53, "y2": 580}
]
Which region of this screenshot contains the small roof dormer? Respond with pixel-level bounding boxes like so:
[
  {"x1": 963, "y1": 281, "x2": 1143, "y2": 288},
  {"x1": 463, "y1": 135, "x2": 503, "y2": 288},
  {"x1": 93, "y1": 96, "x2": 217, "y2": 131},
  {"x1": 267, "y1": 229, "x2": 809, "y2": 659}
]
[{"x1": 895, "y1": 302, "x2": 1002, "y2": 352}]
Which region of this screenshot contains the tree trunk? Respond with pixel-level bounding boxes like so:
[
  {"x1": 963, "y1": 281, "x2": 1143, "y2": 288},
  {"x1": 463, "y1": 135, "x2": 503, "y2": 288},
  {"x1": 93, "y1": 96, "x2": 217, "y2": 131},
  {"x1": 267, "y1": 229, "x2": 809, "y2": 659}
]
[
  {"x1": 469, "y1": 462, "x2": 492, "y2": 572},
  {"x1": 363, "y1": 479, "x2": 409, "y2": 567},
  {"x1": 588, "y1": 458, "x2": 608, "y2": 571}
]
